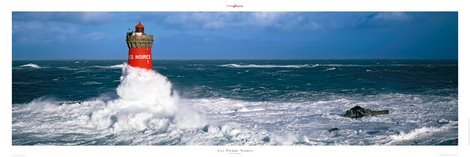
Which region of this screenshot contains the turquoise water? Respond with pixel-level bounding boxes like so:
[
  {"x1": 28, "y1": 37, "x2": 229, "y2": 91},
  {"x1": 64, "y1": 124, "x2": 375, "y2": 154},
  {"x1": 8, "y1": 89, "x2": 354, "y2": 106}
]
[{"x1": 12, "y1": 60, "x2": 458, "y2": 145}]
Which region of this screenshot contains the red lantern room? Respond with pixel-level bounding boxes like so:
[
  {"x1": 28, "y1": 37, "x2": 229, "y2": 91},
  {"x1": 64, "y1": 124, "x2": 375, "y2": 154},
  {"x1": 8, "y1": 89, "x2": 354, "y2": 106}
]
[{"x1": 135, "y1": 21, "x2": 144, "y2": 33}]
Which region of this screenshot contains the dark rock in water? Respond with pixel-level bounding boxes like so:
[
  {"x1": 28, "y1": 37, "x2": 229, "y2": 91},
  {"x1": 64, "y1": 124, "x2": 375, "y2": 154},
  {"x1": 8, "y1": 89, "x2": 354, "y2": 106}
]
[
  {"x1": 262, "y1": 136, "x2": 270, "y2": 143},
  {"x1": 202, "y1": 125, "x2": 210, "y2": 132},
  {"x1": 344, "y1": 105, "x2": 389, "y2": 118},
  {"x1": 327, "y1": 128, "x2": 340, "y2": 133},
  {"x1": 327, "y1": 128, "x2": 341, "y2": 137}
]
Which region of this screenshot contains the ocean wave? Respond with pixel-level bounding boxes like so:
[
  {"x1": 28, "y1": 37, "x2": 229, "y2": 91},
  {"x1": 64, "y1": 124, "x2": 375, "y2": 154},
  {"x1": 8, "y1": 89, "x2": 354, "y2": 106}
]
[
  {"x1": 218, "y1": 64, "x2": 457, "y2": 68},
  {"x1": 219, "y1": 64, "x2": 318, "y2": 68},
  {"x1": 320, "y1": 64, "x2": 413, "y2": 67},
  {"x1": 389, "y1": 127, "x2": 443, "y2": 142},
  {"x1": 93, "y1": 64, "x2": 205, "y2": 131},
  {"x1": 385, "y1": 122, "x2": 457, "y2": 145},
  {"x1": 57, "y1": 67, "x2": 79, "y2": 70},
  {"x1": 324, "y1": 67, "x2": 336, "y2": 71},
  {"x1": 19, "y1": 63, "x2": 42, "y2": 69},
  {"x1": 322, "y1": 63, "x2": 455, "y2": 67},
  {"x1": 91, "y1": 64, "x2": 124, "y2": 69},
  {"x1": 81, "y1": 81, "x2": 102, "y2": 85},
  {"x1": 218, "y1": 63, "x2": 426, "y2": 68},
  {"x1": 12, "y1": 67, "x2": 458, "y2": 145},
  {"x1": 14, "y1": 64, "x2": 205, "y2": 139},
  {"x1": 187, "y1": 94, "x2": 457, "y2": 145}
]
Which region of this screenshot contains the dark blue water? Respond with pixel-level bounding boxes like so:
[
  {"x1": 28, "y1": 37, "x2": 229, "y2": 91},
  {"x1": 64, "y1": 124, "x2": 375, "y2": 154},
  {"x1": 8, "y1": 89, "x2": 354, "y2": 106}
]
[
  {"x1": 13, "y1": 60, "x2": 457, "y2": 103},
  {"x1": 12, "y1": 60, "x2": 458, "y2": 145}
]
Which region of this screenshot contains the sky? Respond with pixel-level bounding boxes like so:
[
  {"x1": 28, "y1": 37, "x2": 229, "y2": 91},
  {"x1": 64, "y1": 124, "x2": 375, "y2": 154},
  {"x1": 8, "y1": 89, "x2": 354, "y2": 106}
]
[{"x1": 12, "y1": 12, "x2": 457, "y2": 60}]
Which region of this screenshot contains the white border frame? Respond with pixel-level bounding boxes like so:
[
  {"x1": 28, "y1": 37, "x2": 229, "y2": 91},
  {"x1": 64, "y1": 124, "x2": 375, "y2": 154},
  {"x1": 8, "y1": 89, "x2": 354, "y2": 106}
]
[{"x1": 1, "y1": 1, "x2": 469, "y2": 157}]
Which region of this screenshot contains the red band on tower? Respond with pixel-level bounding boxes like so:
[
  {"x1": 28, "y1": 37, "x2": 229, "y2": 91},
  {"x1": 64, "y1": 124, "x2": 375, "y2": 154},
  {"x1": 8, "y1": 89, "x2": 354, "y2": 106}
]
[{"x1": 126, "y1": 21, "x2": 154, "y2": 70}]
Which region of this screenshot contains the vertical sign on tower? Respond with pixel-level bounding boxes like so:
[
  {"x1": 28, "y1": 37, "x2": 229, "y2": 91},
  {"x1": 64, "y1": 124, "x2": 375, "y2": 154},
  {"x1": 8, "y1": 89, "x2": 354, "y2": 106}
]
[{"x1": 126, "y1": 21, "x2": 154, "y2": 70}]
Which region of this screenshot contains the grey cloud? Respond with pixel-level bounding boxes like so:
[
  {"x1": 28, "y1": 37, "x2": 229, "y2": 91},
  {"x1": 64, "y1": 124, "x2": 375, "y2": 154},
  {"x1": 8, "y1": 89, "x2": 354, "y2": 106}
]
[{"x1": 13, "y1": 12, "x2": 112, "y2": 25}]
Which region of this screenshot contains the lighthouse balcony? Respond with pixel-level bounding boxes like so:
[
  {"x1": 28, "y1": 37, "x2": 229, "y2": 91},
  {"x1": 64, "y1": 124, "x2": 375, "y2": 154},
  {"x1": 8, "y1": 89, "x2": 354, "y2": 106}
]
[
  {"x1": 126, "y1": 34, "x2": 154, "y2": 48},
  {"x1": 126, "y1": 40, "x2": 153, "y2": 48},
  {"x1": 126, "y1": 34, "x2": 154, "y2": 41}
]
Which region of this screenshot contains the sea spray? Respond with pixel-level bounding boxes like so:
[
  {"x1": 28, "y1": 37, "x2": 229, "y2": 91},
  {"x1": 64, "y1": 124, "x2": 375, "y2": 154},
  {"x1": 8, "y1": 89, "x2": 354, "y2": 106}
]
[{"x1": 89, "y1": 63, "x2": 206, "y2": 131}]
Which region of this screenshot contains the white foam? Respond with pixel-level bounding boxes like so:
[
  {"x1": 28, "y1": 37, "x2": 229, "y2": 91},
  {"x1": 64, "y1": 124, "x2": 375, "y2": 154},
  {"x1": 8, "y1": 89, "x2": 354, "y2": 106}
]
[
  {"x1": 82, "y1": 81, "x2": 102, "y2": 85},
  {"x1": 270, "y1": 134, "x2": 300, "y2": 145},
  {"x1": 12, "y1": 79, "x2": 458, "y2": 145},
  {"x1": 92, "y1": 64, "x2": 124, "y2": 69},
  {"x1": 239, "y1": 107, "x2": 265, "y2": 112},
  {"x1": 24, "y1": 96, "x2": 62, "y2": 112},
  {"x1": 14, "y1": 63, "x2": 206, "y2": 136},
  {"x1": 19, "y1": 63, "x2": 41, "y2": 68},
  {"x1": 88, "y1": 64, "x2": 206, "y2": 132},
  {"x1": 324, "y1": 67, "x2": 336, "y2": 71},
  {"x1": 389, "y1": 127, "x2": 442, "y2": 141},
  {"x1": 57, "y1": 67, "x2": 76, "y2": 70},
  {"x1": 385, "y1": 122, "x2": 456, "y2": 145}
]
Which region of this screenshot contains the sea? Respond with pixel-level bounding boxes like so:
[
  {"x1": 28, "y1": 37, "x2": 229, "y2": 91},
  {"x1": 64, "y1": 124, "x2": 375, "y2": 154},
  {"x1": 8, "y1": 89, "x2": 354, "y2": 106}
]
[{"x1": 12, "y1": 60, "x2": 458, "y2": 145}]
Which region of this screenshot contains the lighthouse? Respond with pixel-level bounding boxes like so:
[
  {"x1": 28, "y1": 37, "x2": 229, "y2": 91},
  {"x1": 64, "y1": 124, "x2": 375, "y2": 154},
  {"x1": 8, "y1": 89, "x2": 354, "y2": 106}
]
[{"x1": 126, "y1": 21, "x2": 154, "y2": 70}]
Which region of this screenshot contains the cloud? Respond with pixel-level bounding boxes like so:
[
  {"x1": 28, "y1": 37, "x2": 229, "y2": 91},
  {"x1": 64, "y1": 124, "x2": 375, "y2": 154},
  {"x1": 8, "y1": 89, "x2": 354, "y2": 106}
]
[
  {"x1": 12, "y1": 21, "x2": 43, "y2": 32},
  {"x1": 78, "y1": 12, "x2": 111, "y2": 24},
  {"x1": 304, "y1": 22, "x2": 322, "y2": 30},
  {"x1": 13, "y1": 12, "x2": 112, "y2": 25},
  {"x1": 202, "y1": 21, "x2": 225, "y2": 29},
  {"x1": 250, "y1": 12, "x2": 283, "y2": 26},
  {"x1": 162, "y1": 12, "x2": 243, "y2": 30},
  {"x1": 371, "y1": 12, "x2": 412, "y2": 21},
  {"x1": 13, "y1": 12, "x2": 113, "y2": 45},
  {"x1": 160, "y1": 12, "x2": 322, "y2": 31},
  {"x1": 349, "y1": 12, "x2": 414, "y2": 29},
  {"x1": 82, "y1": 32, "x2": 105, "y2": 41}
]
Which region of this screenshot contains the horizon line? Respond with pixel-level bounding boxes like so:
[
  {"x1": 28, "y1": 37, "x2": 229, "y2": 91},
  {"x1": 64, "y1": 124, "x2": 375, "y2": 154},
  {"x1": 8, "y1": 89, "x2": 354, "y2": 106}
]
[{"x1": 12, "y1": 58, "x2": 459, "y2": 61}]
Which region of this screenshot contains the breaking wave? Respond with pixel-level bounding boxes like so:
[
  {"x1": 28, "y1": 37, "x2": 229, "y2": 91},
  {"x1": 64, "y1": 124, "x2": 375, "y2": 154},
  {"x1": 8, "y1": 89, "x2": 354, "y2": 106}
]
[
  {"x1": 91, "y1": 64, "x2": 124, "y2": 69},
  {"x1": 19, "y1": 63, "x2": 42, "y2": 69},
  {"x1": 385, "y1": 122, "x2": 458, "y2": 145},
  {"x1": 13, "y1": 64, "x2": 206, "y2": 143},
  {"x1": 90, "y1": 64, "x2": 206, "y2": 131},
  {"x1": 324, "y1": 67, "x2": 336, "y2": 71}
]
